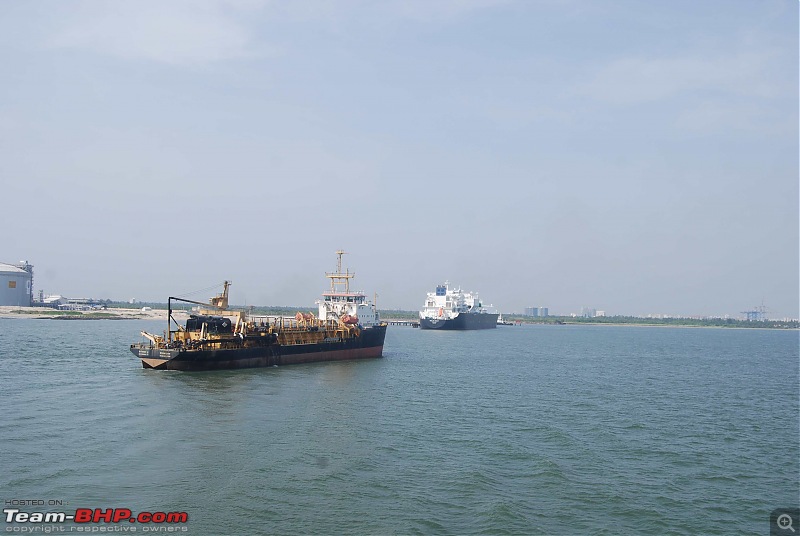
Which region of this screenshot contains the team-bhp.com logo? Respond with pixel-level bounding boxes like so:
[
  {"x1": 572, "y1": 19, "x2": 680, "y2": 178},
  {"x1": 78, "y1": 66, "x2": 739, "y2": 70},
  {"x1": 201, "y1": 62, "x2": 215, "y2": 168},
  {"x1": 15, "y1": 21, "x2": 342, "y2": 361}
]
[{"x1": 5, "y1": 508, "x2": 188, "y2": 531}]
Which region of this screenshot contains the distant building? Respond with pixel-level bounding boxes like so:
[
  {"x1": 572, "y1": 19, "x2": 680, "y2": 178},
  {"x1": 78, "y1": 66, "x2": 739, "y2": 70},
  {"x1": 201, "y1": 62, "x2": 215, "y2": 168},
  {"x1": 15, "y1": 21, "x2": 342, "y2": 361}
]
[
  {"x1": 0, "y1": 261, "x2": 33, "y2": 306},
  {"x1": 42, "y1": 295, "x2": 67, "y2": 307},
  {"x1": 524, "y1": 306, "x2": 548, "y2": 317},
  {"x1": 57, "y1": 298, "x2": 107, "y2": 311},
  {"x1": 581, "y1": 307, "x2": 597, "y2": 318}
]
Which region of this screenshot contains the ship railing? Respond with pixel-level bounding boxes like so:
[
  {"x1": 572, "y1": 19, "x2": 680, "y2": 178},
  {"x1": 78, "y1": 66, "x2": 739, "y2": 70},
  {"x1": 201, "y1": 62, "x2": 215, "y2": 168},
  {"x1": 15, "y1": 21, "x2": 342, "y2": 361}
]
[{"x1": 248, "y1": 315, "x2": 340, "y2": 332}]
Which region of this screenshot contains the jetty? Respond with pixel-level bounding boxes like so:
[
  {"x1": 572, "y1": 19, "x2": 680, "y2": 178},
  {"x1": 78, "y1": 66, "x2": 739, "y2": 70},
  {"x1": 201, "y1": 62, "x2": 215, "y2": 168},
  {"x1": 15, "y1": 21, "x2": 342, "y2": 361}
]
[{"x1": 385, "y1": 319, "x2": 419, "y2": 328}]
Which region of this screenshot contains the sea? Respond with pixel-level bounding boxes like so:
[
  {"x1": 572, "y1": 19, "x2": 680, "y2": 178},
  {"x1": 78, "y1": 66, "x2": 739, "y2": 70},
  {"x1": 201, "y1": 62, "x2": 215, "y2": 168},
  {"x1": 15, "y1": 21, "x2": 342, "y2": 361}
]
[{"x1": 1, "y1": 319, "x2": 798, "y2": 535}]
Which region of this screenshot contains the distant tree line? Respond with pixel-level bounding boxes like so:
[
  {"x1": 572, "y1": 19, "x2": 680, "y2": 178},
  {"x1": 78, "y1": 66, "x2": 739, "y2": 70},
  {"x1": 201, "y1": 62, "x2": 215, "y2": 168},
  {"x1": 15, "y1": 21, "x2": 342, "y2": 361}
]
[
  {"x1": 507, "y1": 314, "x2": 799, "y2": 329},
  {"x1": 104, "y1": 302, "x2": 797, "y2": 329}
]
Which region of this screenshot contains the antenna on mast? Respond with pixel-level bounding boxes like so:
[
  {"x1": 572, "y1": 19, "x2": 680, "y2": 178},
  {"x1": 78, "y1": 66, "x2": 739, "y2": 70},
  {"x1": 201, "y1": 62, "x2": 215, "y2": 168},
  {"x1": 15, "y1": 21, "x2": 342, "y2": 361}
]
[
  {"x1": 326, "y1": 250, "x2": 355, "y2": 294},
  {"x1": 336, "y1": 250, "x2": 345, "y2": 274}
]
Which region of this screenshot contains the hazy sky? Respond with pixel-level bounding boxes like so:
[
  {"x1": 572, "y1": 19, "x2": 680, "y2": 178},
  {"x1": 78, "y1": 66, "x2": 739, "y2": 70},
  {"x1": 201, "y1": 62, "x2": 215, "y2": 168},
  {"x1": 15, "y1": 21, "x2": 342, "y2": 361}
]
[{"x1": 1, "y1": 1, "x2": 797, "y2": 318}]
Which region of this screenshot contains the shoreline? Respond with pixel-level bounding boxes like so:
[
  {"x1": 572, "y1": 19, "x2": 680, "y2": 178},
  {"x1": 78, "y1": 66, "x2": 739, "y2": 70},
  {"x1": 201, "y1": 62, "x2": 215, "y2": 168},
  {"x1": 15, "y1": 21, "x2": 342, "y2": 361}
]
[
  {"x1": 1, "y1": 306, "x2": 795, "y2": 330},
  {"x1": 551, "y1": 320, "x2": 798, "y2": 331},
  {"x1": 0, "y1": 306, "x2": 184, "y2": 321}
]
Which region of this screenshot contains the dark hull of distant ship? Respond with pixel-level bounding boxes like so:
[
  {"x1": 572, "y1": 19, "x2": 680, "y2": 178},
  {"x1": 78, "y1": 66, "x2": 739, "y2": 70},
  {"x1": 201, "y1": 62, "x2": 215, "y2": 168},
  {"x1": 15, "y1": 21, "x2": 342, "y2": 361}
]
[
  {"x1": 130, "y1": 324, "x2": 387, "y2": 371},
  {"x1": 419, "y1": 313, "x2": 499, "y2": 330}
]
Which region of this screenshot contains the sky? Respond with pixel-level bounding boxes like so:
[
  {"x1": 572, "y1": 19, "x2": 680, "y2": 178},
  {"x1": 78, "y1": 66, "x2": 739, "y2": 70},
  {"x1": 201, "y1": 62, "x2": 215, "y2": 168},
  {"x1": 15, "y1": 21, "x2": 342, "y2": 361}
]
[{"x1": 0, "y1": 0, "x2": 797, "y2": 318}]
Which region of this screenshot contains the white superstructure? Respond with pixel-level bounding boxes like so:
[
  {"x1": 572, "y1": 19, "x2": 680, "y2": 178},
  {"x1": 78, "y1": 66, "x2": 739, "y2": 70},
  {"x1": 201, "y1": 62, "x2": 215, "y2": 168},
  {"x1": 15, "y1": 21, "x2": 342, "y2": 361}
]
[
  {"x1": 316, "y1": 250, "x2": 380, "y2": 327},
  {"x1": 419, "y1": 281, "x2": 489, "y2": 321}
]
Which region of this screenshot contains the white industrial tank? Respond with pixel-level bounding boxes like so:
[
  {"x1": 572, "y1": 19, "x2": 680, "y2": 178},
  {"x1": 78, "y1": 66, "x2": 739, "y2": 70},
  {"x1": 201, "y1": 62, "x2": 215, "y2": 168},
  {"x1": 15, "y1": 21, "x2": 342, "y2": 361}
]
[{"x1": 0, "y1": 261, "x2": 33, "y2": 306}]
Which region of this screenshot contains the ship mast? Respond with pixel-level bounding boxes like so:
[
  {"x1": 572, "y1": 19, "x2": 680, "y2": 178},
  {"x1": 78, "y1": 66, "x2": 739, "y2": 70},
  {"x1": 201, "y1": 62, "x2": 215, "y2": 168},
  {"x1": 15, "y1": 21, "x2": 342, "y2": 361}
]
[{"x1": 326, "y1": 250, "x2": 354, "y2": 294}]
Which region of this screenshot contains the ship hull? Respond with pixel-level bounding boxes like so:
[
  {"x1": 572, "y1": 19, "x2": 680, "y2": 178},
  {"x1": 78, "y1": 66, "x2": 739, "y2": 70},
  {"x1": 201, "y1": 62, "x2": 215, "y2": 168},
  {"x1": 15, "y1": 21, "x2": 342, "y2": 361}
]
[
  {"x1": 130, "y1": 324, "x2": 387, "y2": 371},
  {"x1": 419, "y1": 313, "x2": 498, "y2": 330}
]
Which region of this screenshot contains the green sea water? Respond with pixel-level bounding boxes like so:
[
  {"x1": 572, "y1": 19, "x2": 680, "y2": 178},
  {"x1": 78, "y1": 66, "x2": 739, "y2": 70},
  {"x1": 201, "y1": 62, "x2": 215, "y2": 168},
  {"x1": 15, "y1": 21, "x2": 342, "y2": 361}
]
[{"x1": 1, "y1": 319, "x2": 798, "y2": 535}]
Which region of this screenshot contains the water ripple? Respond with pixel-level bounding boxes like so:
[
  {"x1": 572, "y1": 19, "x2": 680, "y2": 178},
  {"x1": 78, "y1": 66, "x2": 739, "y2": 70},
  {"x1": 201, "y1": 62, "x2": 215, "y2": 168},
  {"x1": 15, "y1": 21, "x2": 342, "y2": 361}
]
[{"x1": 0, "y1": 320, "x2": 797, "y2": 535}]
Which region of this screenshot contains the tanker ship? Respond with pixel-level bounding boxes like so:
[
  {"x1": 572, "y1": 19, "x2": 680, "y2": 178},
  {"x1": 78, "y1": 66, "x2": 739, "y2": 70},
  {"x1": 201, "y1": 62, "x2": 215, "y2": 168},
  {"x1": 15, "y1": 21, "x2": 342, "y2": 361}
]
[
  {"x1": 130, "y1": 251, "x2": 387, "y2": 371},
  {"x1": 419, "y1": 281, "x2": 498, "y2": 330}
]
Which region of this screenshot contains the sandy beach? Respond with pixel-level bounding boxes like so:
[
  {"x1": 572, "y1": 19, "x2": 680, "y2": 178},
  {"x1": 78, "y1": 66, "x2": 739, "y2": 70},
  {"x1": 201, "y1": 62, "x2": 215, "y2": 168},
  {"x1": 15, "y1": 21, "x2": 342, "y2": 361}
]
[{"x1": 0, "y1": 305, "x2": 186, "y2": 320}]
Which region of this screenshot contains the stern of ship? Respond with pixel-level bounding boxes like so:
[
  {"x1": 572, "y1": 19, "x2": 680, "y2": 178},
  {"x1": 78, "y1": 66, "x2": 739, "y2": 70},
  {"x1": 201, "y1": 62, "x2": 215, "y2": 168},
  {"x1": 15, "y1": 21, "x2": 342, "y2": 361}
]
[{"x1": 130, "y1": 344, "x2": 180, "y2": 369}]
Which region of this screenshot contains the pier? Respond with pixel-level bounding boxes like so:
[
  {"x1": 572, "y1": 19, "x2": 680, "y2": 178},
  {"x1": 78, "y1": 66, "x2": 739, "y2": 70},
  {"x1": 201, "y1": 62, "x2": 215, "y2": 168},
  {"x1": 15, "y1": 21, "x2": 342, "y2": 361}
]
[{"x1": 385, "y1": 319, "x2": 419, "y2": 328}]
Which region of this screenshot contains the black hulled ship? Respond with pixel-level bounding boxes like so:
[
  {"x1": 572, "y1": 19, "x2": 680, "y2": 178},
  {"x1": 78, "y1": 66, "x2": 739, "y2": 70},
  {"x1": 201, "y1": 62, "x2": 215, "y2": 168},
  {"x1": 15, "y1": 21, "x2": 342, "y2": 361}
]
[{"x1": 130, "y1": 251, "x2": 387, "y2": 371}]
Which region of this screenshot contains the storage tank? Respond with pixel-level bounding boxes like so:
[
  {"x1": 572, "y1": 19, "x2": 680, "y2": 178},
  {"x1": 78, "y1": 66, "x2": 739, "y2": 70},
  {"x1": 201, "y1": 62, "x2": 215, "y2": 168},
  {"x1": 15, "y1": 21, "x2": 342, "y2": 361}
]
[{"x1": 0, "y1": 261, "x2": 33, "y2": 306}]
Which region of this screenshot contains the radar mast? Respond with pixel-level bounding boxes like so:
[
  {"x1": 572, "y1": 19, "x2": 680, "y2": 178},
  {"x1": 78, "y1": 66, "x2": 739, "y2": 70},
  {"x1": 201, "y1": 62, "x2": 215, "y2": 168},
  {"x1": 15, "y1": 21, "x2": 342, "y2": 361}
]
[{"x1": 326, "y1": 250, "x2": 355, "y2": 294}]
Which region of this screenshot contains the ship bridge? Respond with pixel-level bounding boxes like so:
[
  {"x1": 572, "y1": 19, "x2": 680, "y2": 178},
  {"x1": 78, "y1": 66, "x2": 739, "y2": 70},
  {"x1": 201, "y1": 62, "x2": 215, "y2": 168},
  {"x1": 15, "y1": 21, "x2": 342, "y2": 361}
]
[
  {"x1": 322, "y1": 291, "x2": 367, "y2": 303},
  {"x1": 316, "y1": 250, "x2": 380, "y2": 326}
]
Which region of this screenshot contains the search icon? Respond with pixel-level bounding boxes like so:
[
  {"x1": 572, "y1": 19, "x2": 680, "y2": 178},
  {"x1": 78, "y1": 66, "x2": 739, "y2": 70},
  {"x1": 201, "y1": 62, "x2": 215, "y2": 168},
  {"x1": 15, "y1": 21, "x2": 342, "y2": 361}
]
[{"x1": 778, "y1": 513, "x2": 796, "y2": 533}]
